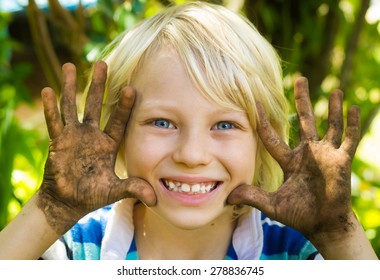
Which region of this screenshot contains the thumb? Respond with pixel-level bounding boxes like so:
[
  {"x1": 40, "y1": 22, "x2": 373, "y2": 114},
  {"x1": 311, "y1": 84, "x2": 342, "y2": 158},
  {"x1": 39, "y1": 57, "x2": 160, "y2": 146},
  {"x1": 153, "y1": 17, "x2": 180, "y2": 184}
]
[
  {"x1": 108, "y1": 177, "x2": 157, "y2": 206},
  {"x1": 227, "y1": 184, "x2": 274, "y2": 215}
]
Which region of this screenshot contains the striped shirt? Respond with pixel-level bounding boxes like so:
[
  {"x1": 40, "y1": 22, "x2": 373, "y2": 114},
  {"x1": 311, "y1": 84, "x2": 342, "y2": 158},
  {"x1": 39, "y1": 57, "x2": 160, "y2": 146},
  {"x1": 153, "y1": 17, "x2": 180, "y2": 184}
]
[{"x1": 42, "y1": 200, "x2": 321, "y2": 260}]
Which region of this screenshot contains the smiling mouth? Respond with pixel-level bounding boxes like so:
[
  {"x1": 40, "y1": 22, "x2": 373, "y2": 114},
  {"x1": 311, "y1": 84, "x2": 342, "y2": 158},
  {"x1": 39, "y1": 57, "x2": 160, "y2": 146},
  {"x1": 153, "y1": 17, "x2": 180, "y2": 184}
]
[{"x1": 161, "y1": 179, "x2": 220, "y2": 194}]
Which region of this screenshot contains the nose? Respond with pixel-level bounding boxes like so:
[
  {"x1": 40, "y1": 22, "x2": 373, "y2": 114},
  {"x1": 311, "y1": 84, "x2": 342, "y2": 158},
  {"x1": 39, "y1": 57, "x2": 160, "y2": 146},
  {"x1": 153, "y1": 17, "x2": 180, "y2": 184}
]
[{"x1": 172, "y1": 129, "x2": 212, "y2": 168}]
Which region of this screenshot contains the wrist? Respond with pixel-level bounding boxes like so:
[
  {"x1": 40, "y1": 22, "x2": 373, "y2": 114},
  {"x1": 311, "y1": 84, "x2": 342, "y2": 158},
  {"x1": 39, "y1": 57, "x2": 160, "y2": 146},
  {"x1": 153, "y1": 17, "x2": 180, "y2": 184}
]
[
  {"x1": 36, "y1": 189, "x2": 81, "y2": 235},
  {"x1": 0, "y1": 194, "x2": 63, "y2": 259},
  {"x1": 309, "y1": 212, "x2": 377, "y2": 259}
]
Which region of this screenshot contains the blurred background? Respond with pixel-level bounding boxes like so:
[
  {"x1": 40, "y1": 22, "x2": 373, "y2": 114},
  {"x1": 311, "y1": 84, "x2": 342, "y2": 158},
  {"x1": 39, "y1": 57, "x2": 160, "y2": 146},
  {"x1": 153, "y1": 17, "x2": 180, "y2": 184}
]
[{"x1": 0, "y1": 0, "x2": 379, "y2": 257}]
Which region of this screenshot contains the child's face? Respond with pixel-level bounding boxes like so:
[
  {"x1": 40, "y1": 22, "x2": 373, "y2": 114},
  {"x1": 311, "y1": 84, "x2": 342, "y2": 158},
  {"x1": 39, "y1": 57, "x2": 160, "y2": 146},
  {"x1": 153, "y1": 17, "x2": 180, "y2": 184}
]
[{"x1": 124, "y1": 48, "x2": 257, "y2": 229}]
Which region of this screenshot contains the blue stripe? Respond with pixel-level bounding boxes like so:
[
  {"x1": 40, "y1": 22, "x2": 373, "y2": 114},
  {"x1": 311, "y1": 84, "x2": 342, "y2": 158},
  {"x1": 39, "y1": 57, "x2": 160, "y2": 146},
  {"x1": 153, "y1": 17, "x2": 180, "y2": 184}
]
[
  {"x1": 226, "y1": 239, "x2": 238, "y2": 260},
  {"x1": 70, "y1": 241, "x2": 100, "y2": 260},
  {"x1": 69, "y1": 206, "x2": 111, "y2": 246},
  {"x1": 260, "y1": 212, "x2": 317, "y2": 259},
  {"x1": 70, "y1": 218, "x2": 104, "y2": 245},
  {"x1": 260, "y1": 253, "x2": 301, "y2": 260}
]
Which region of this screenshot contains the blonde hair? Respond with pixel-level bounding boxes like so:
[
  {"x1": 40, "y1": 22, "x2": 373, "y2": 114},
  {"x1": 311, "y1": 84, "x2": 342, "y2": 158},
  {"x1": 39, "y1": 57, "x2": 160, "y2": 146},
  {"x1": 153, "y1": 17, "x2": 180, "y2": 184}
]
[{"x1": 94, "y1": 1, "x2": 289, "y2": 192}]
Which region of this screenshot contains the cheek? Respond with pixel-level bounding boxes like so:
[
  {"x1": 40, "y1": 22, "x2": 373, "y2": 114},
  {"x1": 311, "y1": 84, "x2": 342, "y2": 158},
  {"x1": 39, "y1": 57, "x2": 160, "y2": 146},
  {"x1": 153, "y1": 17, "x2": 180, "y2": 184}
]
[
  {"x1": 222, "y1": 136, "x2": 257, "y2": 183},
  {"x1": 123, "y1": 132, "x2": 168, "y2": 176}
]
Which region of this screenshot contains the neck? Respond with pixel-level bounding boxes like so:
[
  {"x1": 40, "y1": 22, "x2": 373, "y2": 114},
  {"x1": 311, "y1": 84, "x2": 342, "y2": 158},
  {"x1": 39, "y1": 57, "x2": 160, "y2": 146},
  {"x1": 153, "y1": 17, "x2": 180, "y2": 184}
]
[{"x1": 133, "y1": 204, "x2": 237, "y2": 260}]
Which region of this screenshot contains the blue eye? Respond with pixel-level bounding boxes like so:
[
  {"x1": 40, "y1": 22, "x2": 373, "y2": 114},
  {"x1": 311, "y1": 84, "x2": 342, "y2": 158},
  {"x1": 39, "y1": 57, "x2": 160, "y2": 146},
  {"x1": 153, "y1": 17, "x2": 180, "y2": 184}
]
[
  {"x1": 152, "y1": 119, "x2": 173, "y2": 129},
  {"x1": 214, "y1": 121, "x2": 235, "y2": 130}
]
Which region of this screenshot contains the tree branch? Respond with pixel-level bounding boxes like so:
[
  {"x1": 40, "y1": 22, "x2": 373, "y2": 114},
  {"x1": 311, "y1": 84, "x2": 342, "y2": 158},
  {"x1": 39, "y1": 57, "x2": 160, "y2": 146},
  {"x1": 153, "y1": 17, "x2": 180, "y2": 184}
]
[{"x1": 27, "y1": 0, "x2": 62, "y2": 94}]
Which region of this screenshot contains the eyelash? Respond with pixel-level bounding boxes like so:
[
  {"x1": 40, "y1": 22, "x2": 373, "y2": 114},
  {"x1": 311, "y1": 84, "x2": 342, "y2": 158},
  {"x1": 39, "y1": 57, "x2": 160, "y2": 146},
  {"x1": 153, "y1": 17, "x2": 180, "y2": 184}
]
[
  {"x1": 150, "y1": 119, "x2": 238, "y2": 131},
  {"x1": 212, "y1": 121, "x2": 237, "y2": 130},
  {"x1": 151, "y1": 119, "x2": 175, "y2": 129}
]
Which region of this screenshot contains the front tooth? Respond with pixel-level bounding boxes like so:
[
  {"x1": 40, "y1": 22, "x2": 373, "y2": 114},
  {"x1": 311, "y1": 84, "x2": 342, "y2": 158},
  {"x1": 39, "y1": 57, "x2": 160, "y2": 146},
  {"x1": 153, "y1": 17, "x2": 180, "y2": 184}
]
[
  {"x1": 192, "y1": 184, "x2": 200, "y2": 193},
  {"x1": 181, "y1": 183, "x2": 191, "y2": 192}
]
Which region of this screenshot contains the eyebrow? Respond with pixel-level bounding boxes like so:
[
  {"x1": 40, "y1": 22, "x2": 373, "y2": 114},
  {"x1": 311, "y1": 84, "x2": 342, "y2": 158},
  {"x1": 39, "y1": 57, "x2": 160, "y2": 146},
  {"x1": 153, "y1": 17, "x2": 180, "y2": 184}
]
[
  {"x1": 135, "y1": 101, "x2": 179, "y2": 112},
  {"x1": 137, "y1": 100, "x2": 245, "y2": 116}
]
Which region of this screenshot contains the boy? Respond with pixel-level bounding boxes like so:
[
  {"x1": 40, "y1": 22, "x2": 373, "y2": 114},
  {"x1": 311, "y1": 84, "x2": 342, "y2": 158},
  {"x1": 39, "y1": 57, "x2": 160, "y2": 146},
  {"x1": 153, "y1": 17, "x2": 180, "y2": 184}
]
[{"x1": 0, "y1": 1, "x2": 377, "y2": 259}]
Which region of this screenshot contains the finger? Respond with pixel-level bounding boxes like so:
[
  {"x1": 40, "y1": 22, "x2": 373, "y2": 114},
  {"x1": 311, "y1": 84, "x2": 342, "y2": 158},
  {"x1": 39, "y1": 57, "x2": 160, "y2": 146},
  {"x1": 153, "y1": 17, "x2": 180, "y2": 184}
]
[
  {"x1": 104, "y1": 86, "x2": 135, "y2": 143},
  {"x1": 41, "y1": 87, "x2": 64, "y2": 139},
  {"x1": 108, "y1": 177, "x2": 157, "y2": 206},
  {"x1": 82, "y1": 61, "x2": 108, "y2": 126},
  {"x1": 294, "y1": 77, "x2": 318, "y2": 141},
  {"x1": 227, "y1": 184, "x2": 275, "y2": 215},
  {"x1": 323, "y1": 90, "x2": 344, "y2": 147},
  {"x1": 60, "y1": 63, "x2": 79, "y2": 125},
  {"x1": 257, "y1": 103, "x2": 292, "y2": 168},
  {"x1": 341, "y1": 106, "x2": 361, "y2": 158}
]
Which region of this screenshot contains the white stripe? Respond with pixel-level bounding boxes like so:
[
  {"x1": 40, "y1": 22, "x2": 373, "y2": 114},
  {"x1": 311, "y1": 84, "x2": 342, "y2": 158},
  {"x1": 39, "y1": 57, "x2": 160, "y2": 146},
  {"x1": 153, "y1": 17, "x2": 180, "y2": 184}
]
[{"x1": 261, "y1": 216, "x2": 285, "y2": 227}]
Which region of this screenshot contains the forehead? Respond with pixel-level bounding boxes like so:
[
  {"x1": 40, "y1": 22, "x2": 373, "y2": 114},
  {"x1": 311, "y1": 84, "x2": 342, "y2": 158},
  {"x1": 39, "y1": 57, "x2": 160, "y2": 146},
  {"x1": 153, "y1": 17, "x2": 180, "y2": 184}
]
[
  {"x1": 140, "y1": 45, "x2": 243, "y2": 107},
  {"x1": 131, "y1": 48, "x2": 244, "y2": 118},
  {"x1": 132, "y1": 47, "x2": 191, "y2": 93}
]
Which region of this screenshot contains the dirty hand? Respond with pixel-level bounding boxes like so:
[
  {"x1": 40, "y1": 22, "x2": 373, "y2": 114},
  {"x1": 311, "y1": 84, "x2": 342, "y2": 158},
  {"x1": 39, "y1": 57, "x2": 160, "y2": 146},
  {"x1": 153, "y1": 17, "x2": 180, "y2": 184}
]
[
  {"x1": 38, "y1": 61, "x2": 156, "y2": 234},
  {"x1": 228, "y1": 77, "x2": 360, "y2": 246}
]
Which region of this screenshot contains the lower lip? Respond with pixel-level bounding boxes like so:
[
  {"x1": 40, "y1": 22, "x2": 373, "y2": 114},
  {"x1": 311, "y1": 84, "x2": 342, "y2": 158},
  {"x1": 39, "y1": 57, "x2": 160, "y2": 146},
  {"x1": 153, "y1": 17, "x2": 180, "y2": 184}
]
[{"x1": 159, "y1": 181, "x2": 222, "y2": 206}]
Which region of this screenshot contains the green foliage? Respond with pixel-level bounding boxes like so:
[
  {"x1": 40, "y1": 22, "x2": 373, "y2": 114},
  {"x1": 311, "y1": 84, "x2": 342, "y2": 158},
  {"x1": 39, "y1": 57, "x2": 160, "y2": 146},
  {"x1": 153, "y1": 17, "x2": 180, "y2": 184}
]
[
  {"x1": 0, "y1": 12, "x2": 48, "y2": 227},
  {"x1": 83, "y1": 0, "x2": 148, "y2": 62}
]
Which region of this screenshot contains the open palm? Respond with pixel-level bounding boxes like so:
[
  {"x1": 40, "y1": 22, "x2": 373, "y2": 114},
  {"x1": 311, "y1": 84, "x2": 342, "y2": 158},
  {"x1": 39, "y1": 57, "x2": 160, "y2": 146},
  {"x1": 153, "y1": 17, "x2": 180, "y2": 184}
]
[
  {"x1": 228, "y1": 77, "x2": 360, "y2": 243},
  {"x1": 38, "y1": 62, "x2": 156, "y2": 234}
]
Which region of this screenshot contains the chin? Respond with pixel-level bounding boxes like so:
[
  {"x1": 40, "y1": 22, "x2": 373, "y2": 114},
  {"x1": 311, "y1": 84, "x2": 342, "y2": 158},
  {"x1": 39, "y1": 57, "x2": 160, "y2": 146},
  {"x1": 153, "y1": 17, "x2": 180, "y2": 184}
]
[{"x1": 155, "y1": 205, "x2": 234, "y2": 231}]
